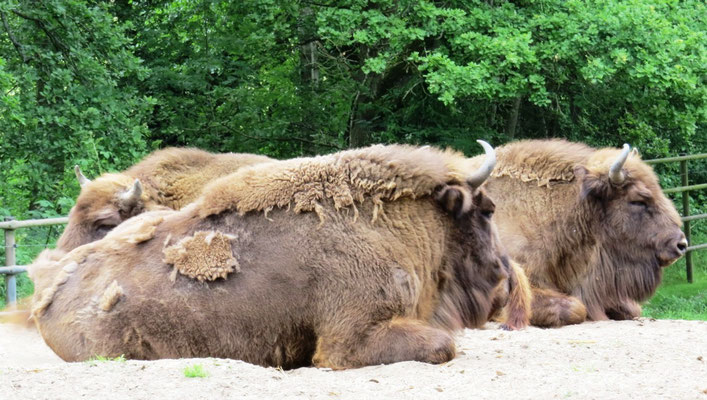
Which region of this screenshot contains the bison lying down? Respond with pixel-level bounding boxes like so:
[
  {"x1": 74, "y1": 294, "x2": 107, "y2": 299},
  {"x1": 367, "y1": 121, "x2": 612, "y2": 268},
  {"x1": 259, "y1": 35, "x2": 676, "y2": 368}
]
[
  {"x1": 469, "y1": 140, "x2": 686, "y2": 326},
  {"x1": 30, "y1": 143, "x2": 513, "y2": 369},
  {"x1": 59, "y1": 147, "x2": 273, "y2": 252}
]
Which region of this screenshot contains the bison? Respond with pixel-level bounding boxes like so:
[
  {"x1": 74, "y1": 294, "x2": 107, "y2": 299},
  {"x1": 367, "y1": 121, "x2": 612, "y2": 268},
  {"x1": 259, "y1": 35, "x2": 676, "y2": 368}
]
[
  {"x1": 469, "y1": 139, "x2": 687, "y2": 326},
  {"x1": 30, "y1": 142, "x2": 513, "y2": 369},
  {"x1": 59, "y1": 147, "x2": 272, "y2": 252}
]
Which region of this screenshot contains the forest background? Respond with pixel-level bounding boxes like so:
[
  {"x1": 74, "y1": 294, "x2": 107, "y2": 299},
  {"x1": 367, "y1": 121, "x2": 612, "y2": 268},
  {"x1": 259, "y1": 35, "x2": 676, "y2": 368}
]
[{"x1": 0, "y1": 0, "x2": 705, "y2": 316}]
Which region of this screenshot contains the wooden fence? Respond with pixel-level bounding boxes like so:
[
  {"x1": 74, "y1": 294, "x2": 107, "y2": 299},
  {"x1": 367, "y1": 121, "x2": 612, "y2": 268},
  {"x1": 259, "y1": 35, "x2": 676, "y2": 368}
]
[
  {"x1": 645, "y1": 153, "x2": 707, "y2": 283},
  {"x1": 1, "y1": 217, "x2": 68, "y2": 307},
  {"x1": 2, "y1": 153, "x2": 706, "y2": 305}
]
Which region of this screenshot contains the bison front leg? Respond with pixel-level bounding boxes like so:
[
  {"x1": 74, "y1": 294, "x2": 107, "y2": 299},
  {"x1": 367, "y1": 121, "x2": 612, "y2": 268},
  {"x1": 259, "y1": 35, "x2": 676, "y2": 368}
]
[
  {"x1": 605, "y1": 299, "x2": 641, "y2": 321},
  {"x1": 530, "y1": 288, "x2": 587, "y2": 327},
  {"x1": 313, "y1": 317, "x2": 455, "y2": 369},
  {"x1": 495, "y1": 261, "x2": 532, "y2": 330}
]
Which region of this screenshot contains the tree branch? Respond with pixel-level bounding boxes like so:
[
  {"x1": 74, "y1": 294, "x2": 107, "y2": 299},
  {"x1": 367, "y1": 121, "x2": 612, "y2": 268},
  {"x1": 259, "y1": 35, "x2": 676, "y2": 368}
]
[
  {"x1": 1, "y1": 11, "x2": 28, "y2": 63},
  {"x1": 12, "y1": 9, "x2": 69, "y2": 53}
]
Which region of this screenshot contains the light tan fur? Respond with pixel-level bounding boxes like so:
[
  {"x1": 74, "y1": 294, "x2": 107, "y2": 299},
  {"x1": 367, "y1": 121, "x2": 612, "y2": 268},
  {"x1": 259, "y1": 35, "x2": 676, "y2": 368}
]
[
  {"x1": 126, "y1": 148, "x2": 274, "y2": 210},
  {"x1": 196, "y1": 144, "x2": 475, "y2": 220}
]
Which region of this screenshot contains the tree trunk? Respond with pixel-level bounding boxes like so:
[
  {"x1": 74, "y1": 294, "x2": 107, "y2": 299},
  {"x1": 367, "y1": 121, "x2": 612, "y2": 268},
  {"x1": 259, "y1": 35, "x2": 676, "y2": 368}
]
[
  {"x1": 505, "y1": 96, "x2": 522, "y2": 140},
  {"x1": 298, "y1": 7, "x2": 318, "y2": 87}
]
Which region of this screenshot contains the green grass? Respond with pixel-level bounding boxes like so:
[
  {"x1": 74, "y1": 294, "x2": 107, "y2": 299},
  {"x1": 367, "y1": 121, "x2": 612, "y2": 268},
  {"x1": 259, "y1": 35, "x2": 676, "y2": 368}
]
[
  {"x1": 86, "y1": 354, "x2": 127, "y2": 366},
  {"x1": 183, "y1": 364, "x2": 208, "y2": 378}
]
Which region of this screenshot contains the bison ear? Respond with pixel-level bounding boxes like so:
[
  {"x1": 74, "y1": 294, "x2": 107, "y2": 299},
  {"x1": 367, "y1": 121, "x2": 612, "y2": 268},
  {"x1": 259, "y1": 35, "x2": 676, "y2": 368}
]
[
  {"x1": 435, "y1": 184, "x2": 472, "y2": 219},
  {"x1": 575, "y1": 165, "x2": 613, "y2": 201}
]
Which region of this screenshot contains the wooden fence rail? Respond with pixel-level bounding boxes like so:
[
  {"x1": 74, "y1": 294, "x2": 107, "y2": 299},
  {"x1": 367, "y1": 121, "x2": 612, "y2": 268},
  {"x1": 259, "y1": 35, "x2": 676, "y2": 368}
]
[
  {"x1": 645, "y1": 153, "x2": 707, "y2": 283},
  {"x1": 1, "y1": 216, "x2": 68, "y2": 307}
]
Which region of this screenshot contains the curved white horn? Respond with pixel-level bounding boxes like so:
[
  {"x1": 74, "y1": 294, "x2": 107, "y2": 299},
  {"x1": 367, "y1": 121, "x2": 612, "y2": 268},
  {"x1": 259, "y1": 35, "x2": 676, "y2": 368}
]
[
  {"x1": 609, "y1": 143, "x2": 631, "y2": 185},
  {"x1": 120, "y1": 179, "x2": 143, "y2": 207},
  {"x1": 467, "y1": 140, "x2": 497, "y2": 188},
  {"x1": 74, "y1": 165, "x2": 90, "y2": 187}
]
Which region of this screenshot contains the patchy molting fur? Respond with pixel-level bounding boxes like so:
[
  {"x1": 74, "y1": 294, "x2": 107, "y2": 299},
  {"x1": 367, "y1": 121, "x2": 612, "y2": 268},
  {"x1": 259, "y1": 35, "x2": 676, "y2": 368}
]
[
  {"x1": 196, "y1": 144, "x2": 476, "y2": 220},
  {"x1": 163, "y1": 231, "x2": 240, "y2": 282},
  {"x1": 56, "y1": 148, "x2": 273, "y2": 253},
  {"x1": 31, "y1": 145, "x2": 508, "y2": 369},
  {"x1": 469, "y1": 139, "x2": 685, "y2": 325}
]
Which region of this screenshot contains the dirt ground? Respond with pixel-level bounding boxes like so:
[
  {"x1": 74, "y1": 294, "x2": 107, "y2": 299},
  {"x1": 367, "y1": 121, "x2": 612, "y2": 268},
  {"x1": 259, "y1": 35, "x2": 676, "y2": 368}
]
[{"x1": 0, "y1": 319, "x2": 705, "y2": 400}]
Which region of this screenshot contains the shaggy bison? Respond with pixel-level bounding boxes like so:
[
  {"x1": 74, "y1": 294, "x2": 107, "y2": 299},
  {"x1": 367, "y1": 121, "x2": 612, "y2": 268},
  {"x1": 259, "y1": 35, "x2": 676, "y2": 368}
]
[
  {"x1": 59, "y1": 148, "x2": 272, "y2": 252},
  {"x1": 470, "y1": 139, "x2": 686, "y2": 326},
  {"x1": 30, "y1": 143, "x2": 512, "y2": 369}
]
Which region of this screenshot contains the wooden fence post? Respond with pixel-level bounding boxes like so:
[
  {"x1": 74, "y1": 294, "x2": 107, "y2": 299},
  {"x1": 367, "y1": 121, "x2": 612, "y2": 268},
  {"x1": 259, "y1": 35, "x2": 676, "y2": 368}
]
[
  {"x1": 680, "y1": 159, "x2": 692, "y2": 283},
  {"x1": 3, "y1": 216, "x2": 17, "y2": 307}
]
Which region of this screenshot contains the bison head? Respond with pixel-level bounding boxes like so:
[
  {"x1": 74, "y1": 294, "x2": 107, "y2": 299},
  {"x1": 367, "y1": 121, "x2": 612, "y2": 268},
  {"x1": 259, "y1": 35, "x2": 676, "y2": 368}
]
[
  {"x1": 435, "y1": 141, "x2": 511, "y2": 328},
  {"x1": 574, "y1": 144, "x2": 686, "y2": 304},
  {"x1": 55, "y1": 167, "x2": 166, "y2": 252}
]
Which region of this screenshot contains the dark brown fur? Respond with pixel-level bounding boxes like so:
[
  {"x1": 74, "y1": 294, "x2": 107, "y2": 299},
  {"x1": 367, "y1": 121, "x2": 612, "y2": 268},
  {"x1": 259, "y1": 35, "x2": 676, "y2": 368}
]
[
  {"x1": 471, "y1": 139, "x2": 685, "y2": 326},
  {"x1": 56, "y1": 148, "x2": 272, "y2": 252},
  {"x1": 31, "y1": 145, "x2": 508, "y2": 369}
]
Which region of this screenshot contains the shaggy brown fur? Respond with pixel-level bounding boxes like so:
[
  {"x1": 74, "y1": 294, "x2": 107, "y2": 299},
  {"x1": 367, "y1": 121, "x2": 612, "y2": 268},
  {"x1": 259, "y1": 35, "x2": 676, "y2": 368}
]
[
  {"x1": 56, "y1": 148, "x2": 273, "y2": 252},
  {"x1": 30, "y1": 145, "x2": 508, "y2": 369},
  {"x1": 469, "y1": 139, "x2": 685, "y2": 325}
]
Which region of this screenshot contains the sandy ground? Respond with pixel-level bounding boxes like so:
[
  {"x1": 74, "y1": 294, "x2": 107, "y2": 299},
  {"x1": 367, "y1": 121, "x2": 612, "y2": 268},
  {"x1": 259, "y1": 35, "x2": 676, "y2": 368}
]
[{"x1": 0, "y1": 319, "x2": 705, "y2": 400}]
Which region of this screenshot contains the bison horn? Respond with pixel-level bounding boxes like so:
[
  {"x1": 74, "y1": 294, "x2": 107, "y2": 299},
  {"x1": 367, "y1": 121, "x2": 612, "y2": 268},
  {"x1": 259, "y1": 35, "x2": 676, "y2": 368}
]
[
  {"x1": 120, "y1": 179, "x2": 143, "y2": 208},
  {"x1": 74, "y1": 165, "x2": 90, "y2": 187},
  {"x1": 467, "y1": 140, "x2": 497, "y2": 189},
  {"x1": 609, "y1": 143, "x2": 631, "y2": 185}
]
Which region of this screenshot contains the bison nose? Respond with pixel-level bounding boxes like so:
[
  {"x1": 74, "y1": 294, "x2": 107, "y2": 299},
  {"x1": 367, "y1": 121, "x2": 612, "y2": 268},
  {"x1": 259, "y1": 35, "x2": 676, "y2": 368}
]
[
  {"x1": 676, "y1": 236, "x2": 688, "y2": 255},
  {"x1": 657, "y1": 232, "x2": 688, "y2": 267}
]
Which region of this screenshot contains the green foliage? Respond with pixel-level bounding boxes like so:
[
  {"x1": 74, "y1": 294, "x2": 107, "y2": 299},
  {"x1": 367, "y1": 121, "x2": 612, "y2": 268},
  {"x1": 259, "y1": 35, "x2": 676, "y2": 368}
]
[
  {"x1": 0, "y1": 0, "x2": 152, "y2": 221},
  {"x1": 183, "y1": 363, "x2": 208, "y2": 378}
]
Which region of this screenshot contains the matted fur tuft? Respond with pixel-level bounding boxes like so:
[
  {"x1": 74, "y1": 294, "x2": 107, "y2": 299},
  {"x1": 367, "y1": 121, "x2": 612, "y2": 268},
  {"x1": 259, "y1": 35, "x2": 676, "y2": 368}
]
[
  {"x1": 163, "y1": 231, "x2": 240, "y2": 282},
  {"x1": 197, "y1": 144, "x2": 475, "y2": 220},
  {"x1": 99, "y1": 280, "x2": 124, "y2": 312}
]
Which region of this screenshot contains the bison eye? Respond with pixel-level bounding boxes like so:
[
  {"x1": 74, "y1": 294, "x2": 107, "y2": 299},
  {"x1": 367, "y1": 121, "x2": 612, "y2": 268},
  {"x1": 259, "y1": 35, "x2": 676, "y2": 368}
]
[
  {"x1": 629, "y1": 200, "x2": 647, "y2": 209},
  {"x1": 96, "y1": 224, "x2": 116, "y2": 236}
]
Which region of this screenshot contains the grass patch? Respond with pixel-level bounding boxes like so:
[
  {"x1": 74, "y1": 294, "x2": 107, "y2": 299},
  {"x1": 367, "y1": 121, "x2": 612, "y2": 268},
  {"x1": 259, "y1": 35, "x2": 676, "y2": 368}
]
[
  {"x1": 183, "y1": 364, "x2": 208, "y2": 378},
  {"x1": 86, "y1": 354, "x2": 127, "y2": 366},
  {"x1": 642, "y1": 266, "x2": 707, "y2": 320}
]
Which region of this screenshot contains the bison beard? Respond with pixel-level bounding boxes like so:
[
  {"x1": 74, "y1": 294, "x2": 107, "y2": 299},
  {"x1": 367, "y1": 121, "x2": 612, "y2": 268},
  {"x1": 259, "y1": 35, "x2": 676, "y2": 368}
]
[{"x1": 30, "y1": 143, "x2": 509, "y2": 369}]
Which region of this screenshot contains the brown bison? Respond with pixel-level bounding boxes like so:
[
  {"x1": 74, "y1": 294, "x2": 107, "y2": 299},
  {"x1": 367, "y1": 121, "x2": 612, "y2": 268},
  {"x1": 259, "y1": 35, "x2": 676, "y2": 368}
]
[
  {"x1": 58, "y1": 148, "x2": 272, "y2": 252},
  {"x1": 30, "y1": 143, "x2": 512, "y2": 369},
  {"x1": 470, "y1": 139, "x2": 687, "y2": 326}
]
